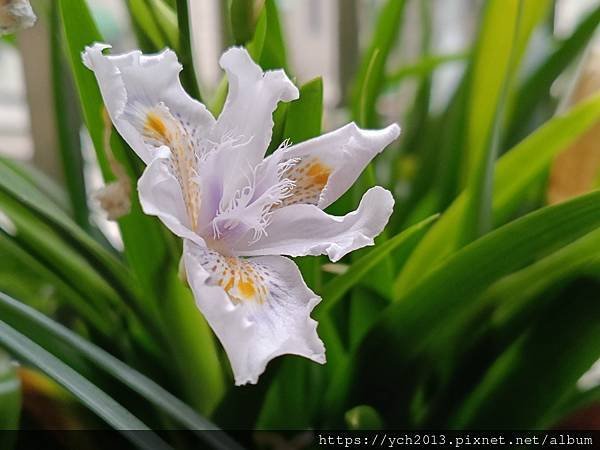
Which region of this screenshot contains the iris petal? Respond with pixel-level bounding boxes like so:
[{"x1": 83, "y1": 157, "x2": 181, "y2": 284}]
[{"x1": 184, "y1": 240, "x2": 325, "y2": 385}]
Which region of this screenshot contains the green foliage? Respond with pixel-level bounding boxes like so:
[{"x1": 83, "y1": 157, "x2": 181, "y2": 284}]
[
  {"x1": 0, "y1": 350, "x2": 21, "y2": 435},
  {"x1": 2, "y1": 0, "x2": 600, "y2": 444}
]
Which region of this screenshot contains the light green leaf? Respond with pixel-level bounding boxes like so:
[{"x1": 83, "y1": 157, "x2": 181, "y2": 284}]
[
  {"x1": 505, "y1": 4, "x2": 600, "y2": 146},
  {"x1": 148, "y1": 0, "x2": 178, "y2": 49},
  {"x1": 59, "y1": 0, "x2": 173, "y2": 302},
  {"x1": 345, "y1": 405, "x2": 383, "y2": 430},
  {"x1": 395, "y1": 93, "x2": 600, "y2": 295},
  {"x1": 386, "y1": 52, "x2": 469, "y2": 86},
  {"x1": 50, "y1": 1, "x2": 89, "y2": 230},
  {"x1": 0, "y1": 234, "x2": 111, "y2": 336},
  {"x1": 251, "y1": 0, "x2": 287, "y2": 71},
  {"x1": 0, "y1": 160, "x2": 134, "y2": 299},
  {"x1": 351, "y1": 0, "x2": 406, "y2": 127},
  {"x1": 126, "y1": 0, "x2": 168, "y2": 50},
  {"x1": 460, "y1": 0, "x2": 547, "y2": 242}
]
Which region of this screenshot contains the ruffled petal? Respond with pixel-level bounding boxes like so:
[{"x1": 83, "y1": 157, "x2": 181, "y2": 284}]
[
  {"x1": 213, "y1": 47, "x2": 299, "y2": 167},
  {"x1": 233, "y1": 186, "x2": 394, "y2": 262},
  {"x1": 82, "y1": 43, "x2": 215, "y2": 164},
  {"x1": 183, "y1": 240, "x2": 325, "y2": 385},
  {"x1": 137, "y1": 148, "x2": 204, "y2": 246},
  {"x1": 276, "y1": 122, "x2": 400, "y2": 208}
]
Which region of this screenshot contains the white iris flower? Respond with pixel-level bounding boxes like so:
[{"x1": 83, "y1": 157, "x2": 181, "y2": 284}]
[{"x1": 83, "y1": 43, "x2": 400, "y2": 385}]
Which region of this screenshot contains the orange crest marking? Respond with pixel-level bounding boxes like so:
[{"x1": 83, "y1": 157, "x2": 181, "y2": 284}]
[
  {"x1": 144, "y1": 112, "x2": 168, "y2": 139},
  {"x1": 281, "y1": 157, "x2": 332, "y2": 207},
  {"x1": 216, "y1": 257, "x2": 267, "y2": 304}
]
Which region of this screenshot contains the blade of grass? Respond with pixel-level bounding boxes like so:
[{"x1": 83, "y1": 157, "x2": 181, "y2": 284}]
[
  {"x1": 505, "y1": 4, "x2": 600, "y2": 147},
  {"x1": 395, "y1": 92, "x2": 600, "y2": 295},
  {"x1": 0, "y1": 319, "x2": 173, "y2": 450},
  {"x1": 351, "y1": 0, "x2": 406, "y2": 127},
  {"x1": 175, "y1": 0, "x2": 202, "y2": 101},
  {"x1": 126, "y1": 0, "x2": 168, "y2": 51},
  {"x1": 449, "y1": 278, "x2": 600, "y2": 428},
  {"x1": 317, "y1": 214, "x2": 438, "y2": 317},
  {"x1": 50, "y1": 1, "x2": 89, "y2": 230},
  {"x1": 61, "y1": 0, "x2": 225, "y2": 410},
  {"x1": 0, "y1": 350, "x2": 21, "y2": 432},
  {"x1": 229, "y1": 0, "x2": 255, "y2": 45},
  {"x1": 348, "y1": 190, "x2": 600, "y2": 421},
  {"x1": 386, "y1": 52, "x2": 469, "y2": 85},
  {"x1": 460, "y1": 0, "x2": 524, "y2": 242},
  {"x1": 0, "y1": 233, "x2": 113, "y2": 337},
  {"x1": 0, "y1": 159, "x2": 136, "y2": 299},
  {"x1": 59, "y1": 0, "x2": 173, "y2": 303},
  {"x1": 0, "y1": 292, "x2": 242, "y2": 450},
  {"x1": 253, "y1": 0, "x2": 287, "y2": 71}
]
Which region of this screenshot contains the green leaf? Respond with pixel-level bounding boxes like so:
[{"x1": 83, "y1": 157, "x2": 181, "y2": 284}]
[
  {"x1": 460, "y1": 0, "x2": 547, "y2": 242},
  {"x1": 159, "y1": 271, "x2": 225, "y2": 415},
  {"x1": 0, "y1": 319, "x2": 172, "y2": 450},
  {"x1": 0, "y1": 156, "x2": 69, "y2": 214},
  {"x1": 0, "y1": 292, "x2": 241, "y2": 450},
  {"x1": 0, "y1": 192, "x2": 122, "y2": 316},
  {"x1": 505, "y1": 5, "x2": 600, "y2": 146},
  {"x1": 0, "y1": 233, "x2": 112, "y2": 336},
  {"x1": 351, "y1": 0, "x2": 406, "y2": 127},
  {"x1": 175, "y1": 0, "x2": 202, "y2": 100},
  {"x1": 126, "y1": 0, "x2": 168, "y2": 50},
  {"x1": 395, "y1": 92, "x2": 600, "y2": 295},
  {"x1": 229, "y1": 0, "x2": 255, "y2": 45},
  {"x1": 283, "y1": 77, "x2": 323, "y2": 143},
  {"x1": 318, "y1": 214, "x2": 438, "y2": 317},
  {"x1": 449, "y1": 278, "x2": 600, "y2": 428},
  {"x1": 148, "y1": 0, "x2": 178, "y2": 50},
  {"x1": 281, "y1": 78, "x2": 324, "y2": 286},
  {"x1": 487, "y1": 228, "x2": 600, "y2": 333},
  {"x1": 386, "y1": 52, "x2": 469, "y2": 85},
  {"x1": 349, "y1": 190, "x2": 600, "y2": 420},
  {"x1": 0, "y1": 159, "x2": 134, "y2": 295},
  {"x1": 50, "y1": 1, "x2": 89, "y2": 230},
  {"x1": 59, "y1": 0, "x2": 173, "y2": 303},
  {"x1": 250, "y1": 0, "x2": 287, "y2": 71},
  {"x1": 0, "y1": 350, "x2": 21, "y2": 434}
]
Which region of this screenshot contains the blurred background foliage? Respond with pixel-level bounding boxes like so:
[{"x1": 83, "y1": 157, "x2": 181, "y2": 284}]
[{"x1": 1, "y1": 0, "x2": 600, "y2": 448}]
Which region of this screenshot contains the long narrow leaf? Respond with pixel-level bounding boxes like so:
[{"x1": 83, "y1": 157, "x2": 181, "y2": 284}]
[
  {"x1": 0, "y1": 292, "x2": 242, "y2": 450},
  {"x1": 348, "y1": 190, "x2": 600, "y2": 420},
  {"x1": 0, "y1": 350, "x2": 21, "y2": 432},
  {"x1": 395, "y1": 92, "x2": 600, "y2": 294},
  {"x1": 0, "y1": 319, "x2": 172, "y2": 450}
]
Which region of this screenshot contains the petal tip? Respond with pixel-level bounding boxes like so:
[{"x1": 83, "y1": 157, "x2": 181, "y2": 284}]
[{"x1": 81, "y1": 42, "x2": 111, "y2": 69}]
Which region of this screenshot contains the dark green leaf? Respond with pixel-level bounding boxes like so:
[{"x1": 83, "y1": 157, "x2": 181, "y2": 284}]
[
  {"x1": 450, "y1": 278, "x2": 600, "y2": 428},
  {"x1": 0, "y1": 350, "x2": 21, "y2": 435},
  {"x1": 0, "y1": 292, "x2": 241, "y2": 450},
  {"x1": 349, "y1": 190, "x2": 600, "y2": 421},
  {"x1": 0, "y1": 319, "x2": 172, "y2": 450}
]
